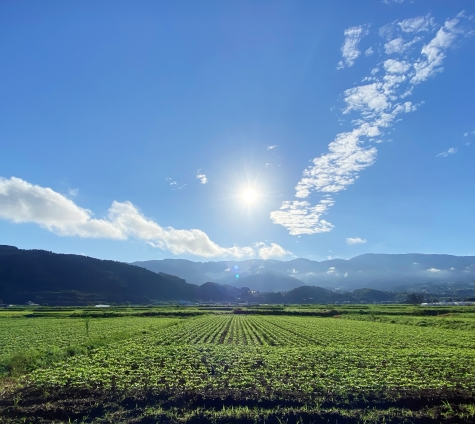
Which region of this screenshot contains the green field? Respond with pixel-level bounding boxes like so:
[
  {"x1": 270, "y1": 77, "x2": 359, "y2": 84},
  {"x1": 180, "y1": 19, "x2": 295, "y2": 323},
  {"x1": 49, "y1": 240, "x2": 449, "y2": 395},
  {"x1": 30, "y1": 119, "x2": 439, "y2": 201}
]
[{"x1": 1, "y1": 306, "x2": 475, "y2": 423}]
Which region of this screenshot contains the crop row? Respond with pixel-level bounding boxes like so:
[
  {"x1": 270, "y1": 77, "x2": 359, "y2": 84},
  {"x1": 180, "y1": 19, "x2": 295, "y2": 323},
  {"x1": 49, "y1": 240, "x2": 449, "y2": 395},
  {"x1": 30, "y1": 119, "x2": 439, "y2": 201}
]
[
  {"x1": 258, "y1": 315, "x2": 475, "y2": 349},
  {"x1": 139, "y1": 314, "x2": 475, "y2": 350}
]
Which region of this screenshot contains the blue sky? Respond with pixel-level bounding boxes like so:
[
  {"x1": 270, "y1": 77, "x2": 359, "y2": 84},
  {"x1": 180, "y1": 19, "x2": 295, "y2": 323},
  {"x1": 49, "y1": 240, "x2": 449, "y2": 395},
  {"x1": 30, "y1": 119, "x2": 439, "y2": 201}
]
[{"x1": 1, "y1": 0, "x2": 474, "y2": 262}]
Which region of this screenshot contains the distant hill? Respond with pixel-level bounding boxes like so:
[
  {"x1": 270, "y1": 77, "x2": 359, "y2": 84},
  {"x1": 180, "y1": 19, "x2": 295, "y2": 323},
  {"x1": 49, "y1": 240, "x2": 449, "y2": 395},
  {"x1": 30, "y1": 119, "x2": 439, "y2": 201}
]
[{"x1": 134, "y1": 254, "x2": 475, "y2": 292}]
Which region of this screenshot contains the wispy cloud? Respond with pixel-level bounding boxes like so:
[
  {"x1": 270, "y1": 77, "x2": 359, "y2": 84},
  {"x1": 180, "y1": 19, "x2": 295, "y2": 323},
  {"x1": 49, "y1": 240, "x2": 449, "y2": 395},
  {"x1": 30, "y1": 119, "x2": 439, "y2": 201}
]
[
  {"x1": 167, "y1": 178, "x2": 186, "y2": 190},
  {"x1": 267, "y1": 145, "x2": 277, "y2": 150},
  {"x1": 196, "y1": 171, "x2": 208, "y2": 184},
  {"x1": 384, "y1": 35, "x2": 423, "y2": 55},
  {"x1": 0, "y1": 176, "x2": 289, "y2": 259},
  {"x1": 337, "y1": 25, "x2": 370, "y2": 69},
  {"x1": 346, "y1": 237, "x2": 367, "y2": 245},
  {"x1": 398, "y1": 14, "x2": 436, "y2": 33},
  {"x1": 68, "y1": 188, "x2": 79, "y2": 197},
  {"x1": 271, "y1": 12, "x2": 473, "y2": 235},
  {"x1": 436, "y1": 147, "x2": 458, "y2": 157},
  {"x1": 464, "y1": 130, "x2": 475, "y2": 145}
]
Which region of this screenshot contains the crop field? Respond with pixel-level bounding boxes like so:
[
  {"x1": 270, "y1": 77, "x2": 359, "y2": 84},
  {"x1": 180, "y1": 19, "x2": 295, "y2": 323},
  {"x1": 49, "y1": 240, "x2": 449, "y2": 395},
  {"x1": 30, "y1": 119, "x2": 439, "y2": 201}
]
[
  {"x1": 0, "y1": 316, "x2": 181, "y2": 361},
  {"x1": 1, "y1": 307, "x2": 475, "y2": 423}
]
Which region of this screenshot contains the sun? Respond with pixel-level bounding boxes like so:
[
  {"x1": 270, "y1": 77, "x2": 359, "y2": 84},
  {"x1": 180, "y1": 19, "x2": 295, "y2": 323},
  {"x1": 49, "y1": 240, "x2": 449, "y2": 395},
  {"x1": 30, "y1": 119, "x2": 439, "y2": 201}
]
[{"x1": 242, "y1": 188, "x2": 258, "y2": 203}]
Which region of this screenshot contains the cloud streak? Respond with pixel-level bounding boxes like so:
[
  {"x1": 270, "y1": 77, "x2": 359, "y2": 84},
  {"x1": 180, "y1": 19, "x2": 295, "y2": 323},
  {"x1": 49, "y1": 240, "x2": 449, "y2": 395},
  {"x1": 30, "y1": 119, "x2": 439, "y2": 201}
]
[
  {"x1": 346, "y1": 237, "x2": 367, "y2": 245},
  {"x1": 436, "y1": 147, "x2": 458, "y2": 157},
  {"x1": 0, "y1": 176, "x2": 288, "y2": 259},
  {"x1": 271, "y1": 12, "x2": 473, "y2": 235}
]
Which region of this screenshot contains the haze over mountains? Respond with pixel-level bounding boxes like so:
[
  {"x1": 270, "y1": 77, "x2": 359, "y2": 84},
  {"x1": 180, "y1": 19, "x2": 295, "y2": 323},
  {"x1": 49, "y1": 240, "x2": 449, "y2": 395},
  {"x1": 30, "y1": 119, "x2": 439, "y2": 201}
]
[{"x1": 133, "y1": 254, "x2": 475, "y2": 292}]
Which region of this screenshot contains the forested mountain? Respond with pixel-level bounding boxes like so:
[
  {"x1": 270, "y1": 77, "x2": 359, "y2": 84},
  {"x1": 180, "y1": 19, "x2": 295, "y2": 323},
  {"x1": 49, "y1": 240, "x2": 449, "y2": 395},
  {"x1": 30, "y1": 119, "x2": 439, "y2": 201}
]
[{"x1": 0, "y1": 245, "x2": 196, "y2": 305}]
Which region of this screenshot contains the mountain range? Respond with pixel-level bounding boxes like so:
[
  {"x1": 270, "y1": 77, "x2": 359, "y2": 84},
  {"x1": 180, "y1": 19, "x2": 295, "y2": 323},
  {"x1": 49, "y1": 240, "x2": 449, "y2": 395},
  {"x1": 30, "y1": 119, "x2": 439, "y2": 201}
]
[
  {"x1": 133, "y1": 254, "x2": 475, "y2": 292},
  {"x1": 1, "y1": 245, "x2": 475, "y2": 305}
]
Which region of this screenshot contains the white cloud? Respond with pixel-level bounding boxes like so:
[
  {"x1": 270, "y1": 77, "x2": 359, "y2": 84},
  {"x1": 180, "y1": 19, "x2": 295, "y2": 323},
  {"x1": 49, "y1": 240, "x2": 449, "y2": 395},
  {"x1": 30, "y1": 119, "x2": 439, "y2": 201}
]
[
  {"x1": 411, "y1": 17, "x2": 466, "y2": 84},
  {"x1": 365, "y1": 47, "x2": 374, "y2": 57},
  {"x1": 293, "y1": 127, "x2": 378, "y2": 198},
  {"x1": 344, "y1": 83, "x2": 391, "y2": 115},
  {"x1": 196, "y1": 172, "x2": 208, "y2": 184},
  {"x1": 258, "y1": 243, "x2": 289, "y2": 260},
  {"x1": 346, "y1": 237, "x2": 367, "y2": 245},
  {"x1": 398, "y1": 14, "x2": 435, "y2": 33},
  {"x1": 270, "y1": 199, "x2": 334, "y2": 235},
  {"x1": 426, "y1": 268, "x2": 442, "y2": 273},
  {"x1": 327, "y1": 266, "x2": 337, "y2": 274},
  {"x1": 267, "y1": 145, "x2": 277, "y2": 150},
  {"x1": 383, "y1": 59, "x2": 411, "y2": 74},
  {"x1": 337, "y1": 25, "x2": 370, "y2": 69},
  {"x1": 384, "y1": 37, "x2": 405, "y2": 54},
  {"x1": 384, "y1": 36, "x2": 423, "y2": 55},
  {"x1": 271, "y1": 11, "x2": 473, "y2": 236},
  {"x1": 0, "y1": 176, "x2": 288, "y2": 259},
  {"x1": 436, "y1": 147, "x2": 458, "y2": 157},
  {"x1": 382, "y1": 0, "x2": 405, "y2": 4},
  {"x1": 0, "y1": 177, "x2": 124, "y2": 239},
  {"x1": 68, "y1": 188, "x2": 79, "y2": 197}
]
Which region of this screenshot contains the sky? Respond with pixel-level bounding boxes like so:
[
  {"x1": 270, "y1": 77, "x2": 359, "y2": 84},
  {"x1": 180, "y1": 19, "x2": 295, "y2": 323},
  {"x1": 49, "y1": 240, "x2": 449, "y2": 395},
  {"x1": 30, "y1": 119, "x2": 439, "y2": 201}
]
[{"x1": 1, "y1": 0, "x2": 474, "y2": 263}]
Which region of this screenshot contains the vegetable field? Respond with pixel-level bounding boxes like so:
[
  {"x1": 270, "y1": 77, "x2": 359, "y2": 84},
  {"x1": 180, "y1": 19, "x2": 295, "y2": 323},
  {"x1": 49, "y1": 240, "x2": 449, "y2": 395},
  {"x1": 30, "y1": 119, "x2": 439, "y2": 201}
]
[{"x1": 1, "y1": 307, "x2": 475, "y2": 423}]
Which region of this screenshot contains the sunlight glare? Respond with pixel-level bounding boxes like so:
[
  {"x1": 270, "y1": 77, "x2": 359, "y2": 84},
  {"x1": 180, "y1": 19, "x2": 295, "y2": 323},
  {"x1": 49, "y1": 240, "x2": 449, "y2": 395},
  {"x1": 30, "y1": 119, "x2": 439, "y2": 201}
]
[{"x1": 242, "y1": 188, "x2": 258, "y2": 204}]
